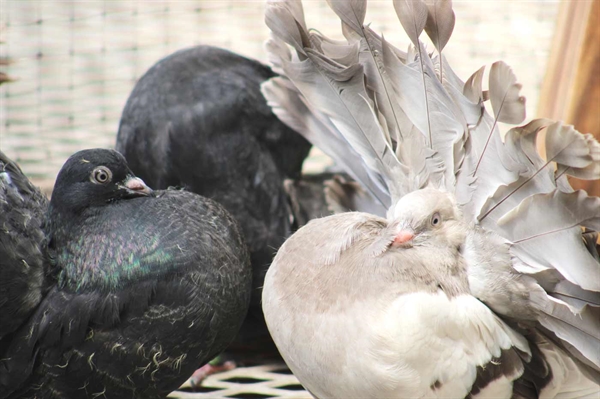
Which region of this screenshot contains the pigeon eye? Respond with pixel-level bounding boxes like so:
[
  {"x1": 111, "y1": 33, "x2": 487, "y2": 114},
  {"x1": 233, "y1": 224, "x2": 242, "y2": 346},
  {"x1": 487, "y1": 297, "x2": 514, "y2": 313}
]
[
  {"x1": 91, "y1": 166, "x2": 112, "y2": 184},
  {"x1": 431, "y1": 212, "x2": 441, "y2": 226}
]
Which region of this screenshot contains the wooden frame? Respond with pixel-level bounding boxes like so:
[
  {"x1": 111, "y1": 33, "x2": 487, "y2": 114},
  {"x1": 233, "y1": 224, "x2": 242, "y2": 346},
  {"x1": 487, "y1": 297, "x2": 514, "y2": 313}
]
[{"x1": 538, "y1": 0, "x2": 600, "y2": 195}]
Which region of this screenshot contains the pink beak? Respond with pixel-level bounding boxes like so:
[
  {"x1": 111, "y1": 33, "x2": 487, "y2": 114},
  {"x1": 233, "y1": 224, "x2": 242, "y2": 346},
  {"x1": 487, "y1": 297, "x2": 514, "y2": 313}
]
[
  {"x1": 393, "y1": 230, "x2": 414, "y2": 246},
  {"x1": 122, "y1": 176, "x2": 152, "y2": 195}
]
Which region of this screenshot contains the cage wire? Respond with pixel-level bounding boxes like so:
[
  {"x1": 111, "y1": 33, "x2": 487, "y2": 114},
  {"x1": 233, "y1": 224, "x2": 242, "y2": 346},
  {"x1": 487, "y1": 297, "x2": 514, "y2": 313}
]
[{"x1": 0, "y1": 0, "x2": 558, "y2": 195}]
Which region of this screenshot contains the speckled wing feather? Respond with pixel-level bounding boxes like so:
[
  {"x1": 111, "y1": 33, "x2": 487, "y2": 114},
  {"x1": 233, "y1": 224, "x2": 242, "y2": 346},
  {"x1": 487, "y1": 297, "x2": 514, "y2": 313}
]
[{"x1": 0, "y1": 151, "x2": 49, "y2": 341}]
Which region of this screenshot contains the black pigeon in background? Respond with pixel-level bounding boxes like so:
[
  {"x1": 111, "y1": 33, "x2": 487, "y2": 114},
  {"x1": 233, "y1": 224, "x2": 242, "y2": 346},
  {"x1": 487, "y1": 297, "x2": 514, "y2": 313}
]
[
  {"x1": 284, "y1": 172, "x2": 388, "y2": 227},
  {"x1": 0, "y1": 149, "x2": 251, "y2": 398},
  {"x1": 116, "y1": 45, "x2": 312, "y2": 356}
]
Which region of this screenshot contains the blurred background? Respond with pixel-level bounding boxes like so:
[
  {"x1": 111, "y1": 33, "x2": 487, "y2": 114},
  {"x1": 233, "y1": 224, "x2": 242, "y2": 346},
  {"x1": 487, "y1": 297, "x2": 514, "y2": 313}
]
[{"x1": 0, "y1": 0, "x2": 597, "y2": 194}]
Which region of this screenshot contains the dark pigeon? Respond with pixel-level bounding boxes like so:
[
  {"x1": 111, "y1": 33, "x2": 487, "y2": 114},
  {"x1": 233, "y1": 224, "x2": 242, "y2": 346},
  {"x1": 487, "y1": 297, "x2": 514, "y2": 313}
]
[
  {"x1": 0, "y1": 149, "x2": 251, "y2": 398},
  {"x1": 116, "y1": 45, "x2": 312, "y2": 356}
]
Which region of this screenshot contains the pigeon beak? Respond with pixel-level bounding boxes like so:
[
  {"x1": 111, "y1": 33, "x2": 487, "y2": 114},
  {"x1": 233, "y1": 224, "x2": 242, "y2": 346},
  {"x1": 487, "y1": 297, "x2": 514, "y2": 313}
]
[
  {"x1": 392, "y1": 229, "x2": 415, "y2": 247},
  {"x1": 120, "y1": 175, "x2": 152, "y2": 196}
]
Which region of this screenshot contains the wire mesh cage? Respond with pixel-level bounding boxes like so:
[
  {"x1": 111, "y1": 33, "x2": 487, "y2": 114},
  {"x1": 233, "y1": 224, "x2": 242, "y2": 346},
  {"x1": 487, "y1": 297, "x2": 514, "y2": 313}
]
[
  {"x1": 1, "y1": 0, "x2": 559, "y2": 194},
  {"x1": 170, "y1": 364, "x2": 312, "y2": 399}
]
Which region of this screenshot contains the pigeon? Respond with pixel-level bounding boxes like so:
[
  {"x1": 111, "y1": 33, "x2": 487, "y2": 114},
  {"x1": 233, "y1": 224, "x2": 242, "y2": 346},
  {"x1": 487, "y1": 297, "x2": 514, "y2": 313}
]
[
  {"x1": 116, "y1": 45, "x2": 312, "y2": 357},
  {"x1": 0, "y1": 149, "x2": 252, "y2": 398},
  {"x1": 261, "y1": 0, "x2": 600, "y2": 398}
]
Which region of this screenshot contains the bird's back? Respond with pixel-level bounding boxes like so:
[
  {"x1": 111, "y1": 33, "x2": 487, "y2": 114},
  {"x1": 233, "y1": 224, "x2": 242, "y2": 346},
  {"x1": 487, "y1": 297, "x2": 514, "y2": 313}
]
[{"x1": 116, "y1": 45, "x2": 310, "y2": 192}]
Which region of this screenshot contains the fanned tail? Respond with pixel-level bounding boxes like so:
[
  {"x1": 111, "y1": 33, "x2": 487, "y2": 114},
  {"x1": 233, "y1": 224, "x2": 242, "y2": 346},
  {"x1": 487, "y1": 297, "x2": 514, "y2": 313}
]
[{"x1": 263, "y1": 0, "x2": 600, "y2": 380}]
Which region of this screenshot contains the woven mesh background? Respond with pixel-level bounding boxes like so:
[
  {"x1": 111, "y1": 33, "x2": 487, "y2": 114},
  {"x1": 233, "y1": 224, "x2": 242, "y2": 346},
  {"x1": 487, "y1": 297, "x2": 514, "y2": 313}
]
[
  {"x1": 0, "y1": 0, "x2": 559, "y2": 193},
  {"x1": 170, "y1": 363, "x2": 311, "y2": 398}
]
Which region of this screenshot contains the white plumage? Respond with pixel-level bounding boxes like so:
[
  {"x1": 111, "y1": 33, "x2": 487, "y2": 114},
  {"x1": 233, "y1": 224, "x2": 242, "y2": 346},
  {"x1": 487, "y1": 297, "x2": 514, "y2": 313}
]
[{"x1": 261, "y1": 0, "x2": 600, "y2": 398}]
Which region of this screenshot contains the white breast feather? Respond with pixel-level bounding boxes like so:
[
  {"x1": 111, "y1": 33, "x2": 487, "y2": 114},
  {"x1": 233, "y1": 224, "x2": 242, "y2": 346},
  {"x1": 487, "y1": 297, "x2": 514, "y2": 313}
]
[
  {"x1": 366, "y1": 291, "x2": 529, "y2": 398},
  {"x1": 267, "y1": 289, "x2": 531, "y2": 399}
]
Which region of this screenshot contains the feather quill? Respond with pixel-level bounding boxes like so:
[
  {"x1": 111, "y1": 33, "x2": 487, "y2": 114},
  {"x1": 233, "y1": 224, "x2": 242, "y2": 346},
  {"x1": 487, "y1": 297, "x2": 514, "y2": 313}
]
[
  {"x1": 423, "y1": 0, "x2": 455, "y2": 53},
  {"x1": 423, "y1": 0, "x2": 455, "y2": 83},
  {"x1": 328, "y1": 0, "x2": 406, "y2": 146},
  {"x1": 473, "y1": 61, "x2": 526, "y2": 178},
  {"x1": 393, "y1": 0, "x2": 428, "y2": 46},
  {"x1": 393, "y1": 0, "x2": 435, "y2": 147},
  {"x1": 262, "y1": 76, "x2": 391, "y2": 207}
]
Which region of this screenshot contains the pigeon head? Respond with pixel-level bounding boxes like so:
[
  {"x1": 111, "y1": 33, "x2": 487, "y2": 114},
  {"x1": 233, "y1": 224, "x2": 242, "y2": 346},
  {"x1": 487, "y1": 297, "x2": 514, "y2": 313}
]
[
  {"x1": 388, "y1": 188, "x2": 465, "y2": 250},
  {"x1": 50, "y1": 149, "x2": 152, "y2": 215}
]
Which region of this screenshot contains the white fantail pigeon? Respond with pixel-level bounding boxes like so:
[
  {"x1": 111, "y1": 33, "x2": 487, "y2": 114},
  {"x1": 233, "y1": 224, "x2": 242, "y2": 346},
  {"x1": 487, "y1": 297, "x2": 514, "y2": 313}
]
[{"x1": 260, "y1": 1, "x2": 600, "y2": 398}]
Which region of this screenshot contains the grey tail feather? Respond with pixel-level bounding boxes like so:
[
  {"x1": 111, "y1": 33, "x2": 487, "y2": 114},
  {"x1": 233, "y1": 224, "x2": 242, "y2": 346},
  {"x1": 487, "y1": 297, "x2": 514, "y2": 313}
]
[{"x1": 537, "y1": 325, "x2": 600, "y2": 384}]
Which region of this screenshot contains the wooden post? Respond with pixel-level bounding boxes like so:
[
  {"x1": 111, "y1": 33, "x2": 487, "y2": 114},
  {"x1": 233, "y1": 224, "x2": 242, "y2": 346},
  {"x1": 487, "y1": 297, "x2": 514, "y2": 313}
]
[{"x1": 537, "y1": 0, "x2": 599, "y2": 196}]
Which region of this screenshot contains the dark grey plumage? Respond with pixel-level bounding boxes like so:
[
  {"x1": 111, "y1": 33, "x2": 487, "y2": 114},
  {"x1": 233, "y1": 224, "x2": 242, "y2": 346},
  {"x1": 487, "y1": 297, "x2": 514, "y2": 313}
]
[
  {"x1": 0, "y1": 152, "x2": 49, "y2": 342},
  {"x1": 284, "y1": 172, "x2": 384, "y2": 228},
  {"x1": 115, "y1": 45, "x2": 311, "y2": 354},
  {"x1": 0, "y1": 149, "x2": 251, "y2": 398}
]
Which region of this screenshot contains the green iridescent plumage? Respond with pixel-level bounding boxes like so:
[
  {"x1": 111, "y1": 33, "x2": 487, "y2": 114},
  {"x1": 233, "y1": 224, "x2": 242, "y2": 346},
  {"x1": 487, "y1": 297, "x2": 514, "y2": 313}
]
[
  {"x1": 0, "y1": 149, "x2": 252, "y2": 399},
  {"x1": 53, "y1": 201, "x2": 180, "y2": 293}
]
